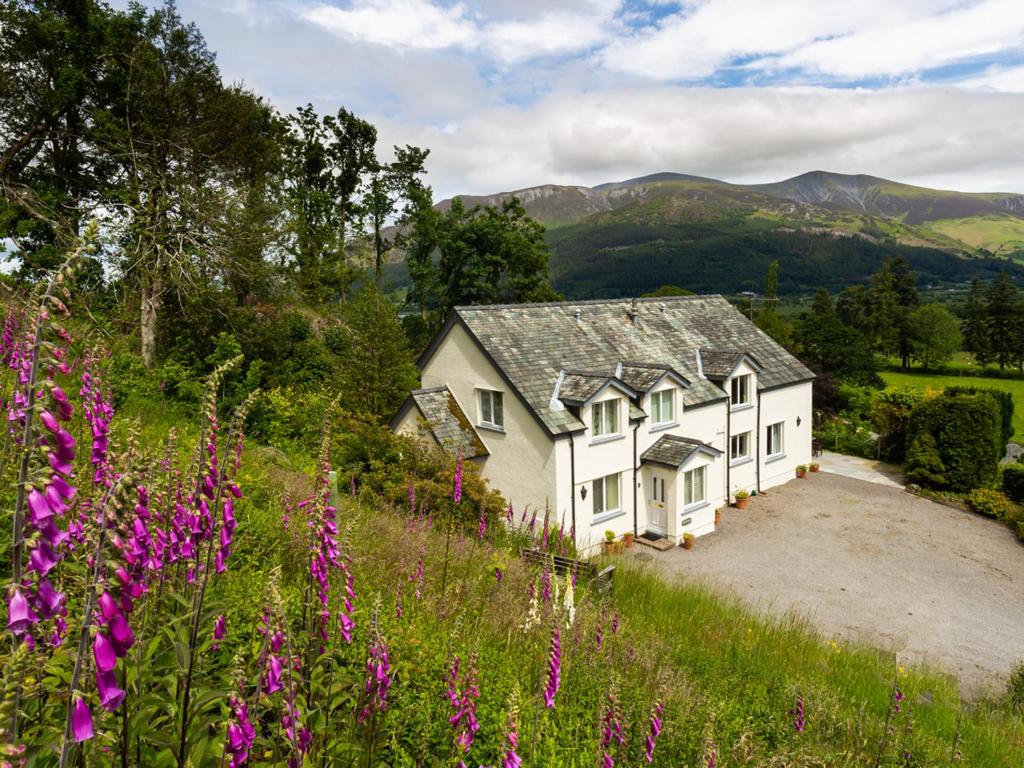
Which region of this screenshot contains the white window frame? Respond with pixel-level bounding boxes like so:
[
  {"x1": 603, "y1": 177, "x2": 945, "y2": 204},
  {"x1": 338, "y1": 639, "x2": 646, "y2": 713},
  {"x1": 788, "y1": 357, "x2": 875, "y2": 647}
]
[
  {"x1": 591, "y1": 399, "x2": 620, "y2": 438},
  {"x1": 766, "y1": 421, "x2": 784, "y2": 459},
  {"x1": 593, "y1": 473, "x2": 621, "y2": 518},
  {"x1": 730, "y1": 431, "x2": 751, "y2": 464},
  {"x1": 650, "y1": 389, "x2": 674, "y2": 425},
  {"x1": 477, "y1": 389, "x2": 504, "y2": 430},
  {"x1": 730, "y1": 374, "x2": 751, "y2": 408},
  {"x1": 683, "y1": 465, "x2": 707, "y2": 509}
]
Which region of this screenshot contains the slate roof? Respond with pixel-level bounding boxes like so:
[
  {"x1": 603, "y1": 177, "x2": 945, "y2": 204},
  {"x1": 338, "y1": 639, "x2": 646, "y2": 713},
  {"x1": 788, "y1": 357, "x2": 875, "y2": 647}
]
[
  {"x1": 394, "y1": 386, "x2": 488, "y2": 459},
  {"x1": 557, "y1": 371, "x2": 637, "y2": 406},
  {"x1": 422, "y1": 295, "x2": 814, "y2": 437},
  {"x1": 618, "y1": 362, "x2": 690, "y2": 392},
  {"x1": 640, "y1": 434, "x2": 722, "y2": 468},
  {"x1": 699, "y1": 348, "x2": 764, "y2": 379}
]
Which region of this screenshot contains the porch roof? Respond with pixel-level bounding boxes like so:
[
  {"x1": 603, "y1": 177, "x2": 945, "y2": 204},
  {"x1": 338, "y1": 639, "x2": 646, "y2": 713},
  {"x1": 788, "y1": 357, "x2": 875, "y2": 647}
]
[
  {"x1": 393, "y1": 386, "x2": 489, "y2": 460},
  {"x1": 640, "y1": 434, "x2": 722, "y2": 468}
]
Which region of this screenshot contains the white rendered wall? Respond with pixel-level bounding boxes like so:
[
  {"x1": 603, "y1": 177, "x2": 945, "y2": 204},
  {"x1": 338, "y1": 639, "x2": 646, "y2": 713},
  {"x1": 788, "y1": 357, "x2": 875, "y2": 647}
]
[{"x1": 758, "y1": 381, "x2": 814, "y2": 490}]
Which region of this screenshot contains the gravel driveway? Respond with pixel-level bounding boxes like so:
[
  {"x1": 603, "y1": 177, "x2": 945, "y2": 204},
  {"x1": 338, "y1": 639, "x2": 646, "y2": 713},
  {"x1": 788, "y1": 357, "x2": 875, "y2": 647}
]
[{"x1": 650, "y1": 473, "x2": 1024, "y2": 696}]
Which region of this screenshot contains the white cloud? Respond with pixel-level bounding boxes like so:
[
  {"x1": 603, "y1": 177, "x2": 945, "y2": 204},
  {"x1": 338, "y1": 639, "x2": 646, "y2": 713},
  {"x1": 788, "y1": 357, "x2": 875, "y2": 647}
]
[
  {"x1": 380, "y1": 85, "x2": 1024, "y2": 197},
  {"x1": 956, "y1": 64, "x2": 1024, "y2": 93},
  {"x1": 300, "y1": 0, "x2": 477, "y2": 50}
]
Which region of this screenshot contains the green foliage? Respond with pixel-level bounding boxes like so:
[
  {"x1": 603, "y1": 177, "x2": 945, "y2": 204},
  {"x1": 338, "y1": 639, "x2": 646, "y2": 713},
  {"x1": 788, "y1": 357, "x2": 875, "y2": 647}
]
[
  {"x1": 906, "y1": 303, "x2": 962, "y2": 369},
  {"x1": 1009, "y1": 661, "x2": 1024, "y2": 713},
  {"x1": 904, "y1": 393, "x2": 1001, "y2": 491},
  {"x1": 641, "y1": 284, "x2": 693, "y2": 297},
  {"x1": 946, "y1": 385, "x2": 1015, "y2": 448},
  {"x1": 1001, "y1": 464, "x2": 1024, "y2": 501},
  {"x1": 797, "y1": 304, "x2": 880, "y2": 387},
  {"x1": 903, "y1": 433, "x2": 947, "y2": 488},
  {"x1": 965, "y1": 488, "x2": 1016, "y2": 519},
  {"x1": 871, "y1": 386, "x2": 927, "y2": 462}
]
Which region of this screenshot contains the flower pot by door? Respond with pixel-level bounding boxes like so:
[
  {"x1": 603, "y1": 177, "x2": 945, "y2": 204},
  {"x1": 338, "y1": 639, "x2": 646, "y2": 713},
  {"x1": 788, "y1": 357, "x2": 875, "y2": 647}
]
[
  {"x1": 714, "y1": 509, "x2": 721, "y2": 526},
  {"x1": 734, "y1": 497, "x2": 749, "y2": 510}
]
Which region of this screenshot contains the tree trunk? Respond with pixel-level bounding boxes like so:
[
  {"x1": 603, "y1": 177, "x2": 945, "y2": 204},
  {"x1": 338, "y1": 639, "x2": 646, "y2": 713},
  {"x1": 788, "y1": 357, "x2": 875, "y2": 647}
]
[{"x1": 140, "y1": 275, "x2": 162, "y2": 369}]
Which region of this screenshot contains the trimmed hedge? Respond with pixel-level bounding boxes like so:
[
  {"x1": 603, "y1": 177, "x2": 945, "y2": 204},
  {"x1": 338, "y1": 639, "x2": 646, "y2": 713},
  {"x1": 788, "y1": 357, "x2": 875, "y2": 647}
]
[
  {"x1": 946, "y1": 386, "x2": 1014, "y2": 449},
  {"x1": 1001, "y1": 464, "x2": 1024, "y2": 501},
  {"x1": 904, "y1": 393, "x2": 1001, "y2": 491}
]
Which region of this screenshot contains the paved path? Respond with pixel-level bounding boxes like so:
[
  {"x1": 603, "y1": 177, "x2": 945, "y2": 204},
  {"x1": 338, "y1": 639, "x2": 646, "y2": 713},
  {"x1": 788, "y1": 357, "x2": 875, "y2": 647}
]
[
  {"x1": 649, "y1": 473, "x2": 1024, "y2": 696},
  {"x1": 818, "y1": 450, "x2": 904, "y2": 488}
]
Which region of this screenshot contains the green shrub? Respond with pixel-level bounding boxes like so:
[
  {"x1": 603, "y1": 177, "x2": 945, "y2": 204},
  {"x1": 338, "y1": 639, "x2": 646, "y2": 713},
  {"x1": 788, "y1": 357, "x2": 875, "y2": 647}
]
[
  {"x1": 903, "y1": 393, "x2": 1001, "y2": 491},
  {"x1": 966, "y1": 488, "x2": 1015, "y2": 520},
  {"x1": 904, "y1": 433, "x2": 947, "y2": 488},
  {"x1": 1001, "y1": 464, "x2": 1024, "y2": 501},
  {"x1": 946, "y1": 386, "x2": 1014, "y2": 448},
  {"x1": 872, "y1": 386, "x2": 927, "y2": 463},
  {"x1": 1009, "y1": 660, "x2": 1024, "y2": 712}
]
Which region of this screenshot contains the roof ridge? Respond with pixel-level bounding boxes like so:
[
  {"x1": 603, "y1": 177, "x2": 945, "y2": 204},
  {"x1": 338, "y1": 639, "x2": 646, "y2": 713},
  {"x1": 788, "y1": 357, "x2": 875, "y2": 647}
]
[
  {"x1": 454, "y1": 294, "x2": 721, "y2": 312},
  {"x1": 411, "y1": 385, "x2": 450, "y2": 395}
]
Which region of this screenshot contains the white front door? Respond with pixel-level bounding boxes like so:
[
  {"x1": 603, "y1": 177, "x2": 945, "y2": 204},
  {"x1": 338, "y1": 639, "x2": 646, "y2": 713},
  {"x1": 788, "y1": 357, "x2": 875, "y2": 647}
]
[{"x1": 648, "y1": 472, "x2": 668, "y2": 533}]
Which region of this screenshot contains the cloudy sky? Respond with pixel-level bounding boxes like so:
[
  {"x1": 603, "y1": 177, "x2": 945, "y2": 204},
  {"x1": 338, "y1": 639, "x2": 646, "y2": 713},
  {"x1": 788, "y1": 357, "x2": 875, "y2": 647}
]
[{"x1": 125, "y1": 0, "x2": 1024, "y2": 197}]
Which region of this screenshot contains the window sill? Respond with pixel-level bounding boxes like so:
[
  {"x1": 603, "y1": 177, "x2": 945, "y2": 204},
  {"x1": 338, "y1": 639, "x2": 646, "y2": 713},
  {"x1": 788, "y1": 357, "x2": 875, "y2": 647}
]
[
  {"x1": 591, "y1": 509, "x2": 625, "y2": 526},
  {"x1": 765, "y1": 452, "x2": 787, "y2": 465},
  {"x1": 590, "y1": 433, "x2": 625, "y2": 446},
  {"x1": 730, "y1": 403, "x2": 754, "y2": 413},
  {"x1": 729, "y1": 456, "x2": 753, "y2": 468},
  {"x1": 682, "y1": 501, "x2": 709, "y2": 513},
  {"x1": 477, "y1": 423, "x2": 505, "y2": 434},
  {"x1": 649, "y1": 421, "x2": 678, "y2": 433}
]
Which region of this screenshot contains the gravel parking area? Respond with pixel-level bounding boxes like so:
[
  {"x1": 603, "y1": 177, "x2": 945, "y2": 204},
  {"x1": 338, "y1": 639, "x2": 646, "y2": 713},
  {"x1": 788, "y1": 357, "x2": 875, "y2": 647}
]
[{"x1": 650, "y1": 473, "x2": 1024, "y2": 696}]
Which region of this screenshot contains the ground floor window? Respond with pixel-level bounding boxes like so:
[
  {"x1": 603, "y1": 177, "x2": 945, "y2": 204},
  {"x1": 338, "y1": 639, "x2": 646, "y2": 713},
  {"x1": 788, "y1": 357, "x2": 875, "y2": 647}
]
[
  {"x1": 683, "y1": 465, "x2": 706, "y2": 507},
  {"x1": 730, "y1": 431, "x2": 750, "y2": 462},
  {"x1": 766, "y1": 421, "x2": 784, "y2": 457},
  {"x1": 594, "y1": 473, "x2": 620, "y2": 515}
]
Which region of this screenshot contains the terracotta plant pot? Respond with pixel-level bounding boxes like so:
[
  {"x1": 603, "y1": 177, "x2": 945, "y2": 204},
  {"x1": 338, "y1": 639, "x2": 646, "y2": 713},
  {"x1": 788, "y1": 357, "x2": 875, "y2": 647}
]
[
  {"x1": 810, "y1": 465, "x2": 820, "y2": 473},
  {"x1": 714, "y1": 510, "x2": 721, "y2": 526},
  {"x1": 796, "y1": 469, "x2": 807, "y2": 478},
  {"x1": 682, "y1": 535, "x2": 694, "y2": 550},
  {"x1": 734, "y1": 497, "x2": 749, "y2": 510},
  {"x1": 602, "y1": 540, "x2": 617, "y2": 555},
  {"x1": 622, "y1": 532, "x2": 634, "y2": 549}
]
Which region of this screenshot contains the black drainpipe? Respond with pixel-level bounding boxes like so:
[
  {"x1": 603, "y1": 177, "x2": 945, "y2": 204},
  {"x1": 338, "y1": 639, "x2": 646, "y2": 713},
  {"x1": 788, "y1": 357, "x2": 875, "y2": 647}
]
[
  {"x1": 632, "y1": 422, "x2": 640, "y2": 538},
  {"x1": 755, "y1": 389, "x2": 762, "y2": 493},
  {"x1": 568, "y1": 433, "x2": 577, "y2": 539},
  {"x1": 725, "y1": 400, "x2": 731, "y2": 502}
]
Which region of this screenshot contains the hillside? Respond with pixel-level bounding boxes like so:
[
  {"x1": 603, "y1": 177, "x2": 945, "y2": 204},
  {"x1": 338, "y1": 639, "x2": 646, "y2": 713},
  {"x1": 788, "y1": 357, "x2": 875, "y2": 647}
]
[{"x1": 428, "y1": 171, "x2": 1024, "y2": 298}]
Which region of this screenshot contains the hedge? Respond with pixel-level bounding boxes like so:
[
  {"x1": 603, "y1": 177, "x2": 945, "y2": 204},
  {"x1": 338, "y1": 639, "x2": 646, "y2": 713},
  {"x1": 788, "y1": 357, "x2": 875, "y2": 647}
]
[
  {"x1": 1001, "y1": 464, "x2": 1024, "y2": 502},
  {"x1": 945, "y1": 386, "x2": 1014, "y2": 449},
  {"x1": 904, "y1": 393, "x2": 1001, "y2": 491}
]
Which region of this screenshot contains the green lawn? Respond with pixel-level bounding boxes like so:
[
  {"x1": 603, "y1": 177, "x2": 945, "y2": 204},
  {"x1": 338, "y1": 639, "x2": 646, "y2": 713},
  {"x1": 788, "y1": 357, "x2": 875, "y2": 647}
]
[{"x1": 882, "y1": 369, "x2": 1024, "y2": 441}]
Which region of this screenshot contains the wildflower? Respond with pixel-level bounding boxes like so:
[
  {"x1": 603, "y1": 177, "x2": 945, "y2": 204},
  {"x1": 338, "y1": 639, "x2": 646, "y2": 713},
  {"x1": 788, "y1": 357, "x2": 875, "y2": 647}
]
[
  {"x1": 96, "y1": 668, "x2": 126, "y2": 711},
  {"x1": 611, "y1": 611, "x2": 620, "y2": 635},
  {"x1": 502, "y1": 691, "x2": 522, "y2": 768},
  {"x1": 543, "y1": 626, "x2": 561, "y2": 708},
  {"x1": 506, "y1": 502, "x2": 514, "y2": 523},
  {"x1": 71, "y1": 696, "x2": 94, "y2": 742},
  {"x1": 542, "y1": 566, "x2": 552, "y2": 603},
  {"x1": 448, "y1": 655, "x2": 481, "y2": 767},
  {"x1": 790, "y1": 694, "x2": 805, "y2": 733},
  {"x1": 453, "y1": 451, "x2": 463, "y2": 504},
  {"x1": 522, "y1": 578, "x2": 540, "y2": 631},
  {"x1": 562, "y1": 571, "x2": 575, "y2": 628},
  {"x1": 595, "y1": 621, "x2": 603, "y2": 651},
  {"x1": 478, "y1": 508, "x2": 487, "y2": 539},
  {"x1": 212, "y1": 614, "x2": 227, "y2": 651},
  {"x1": 494, "y1": 566, "x2": 503, "y2": 583},
  {"x1": 408, "y1": 477, "x2": 416, "y2": 515},
  {"x1": 93, "y1": 631, "x2": 117, "y2": 672},
  {"x1": 359, "y1": 633, "x2": 392, "y2": 723},
  {"x1": 644, "y1": 699, "x2": 664, "y2": 763},
  {"x1": 703, "y1": 736, "x2": 718, "y2": 768},
  {"x1": 226, "y1": 694, "x2": 256, "y2": 768},
  {"x1": 409, "y1": 554, "x2": 424, "y2": 600},
  {"x1": 600, "y1": 684, "x2": 623, "y2": 766},
  {"x1": 894, "y1": 684, "x2": 905, "y2": 714},
  {"x1": 6, "y1": 587, "x2": 37, "y2": 636}
]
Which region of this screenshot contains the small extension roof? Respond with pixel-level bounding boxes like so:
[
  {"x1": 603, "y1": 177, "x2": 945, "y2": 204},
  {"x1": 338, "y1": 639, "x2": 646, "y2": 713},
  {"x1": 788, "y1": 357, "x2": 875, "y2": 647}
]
[
  {"x1": 640, "y1": 434, "x2": 722, "y2": 469},
  {"x1": 389, "y1": 386, "x2": 488, "y2": 459}
]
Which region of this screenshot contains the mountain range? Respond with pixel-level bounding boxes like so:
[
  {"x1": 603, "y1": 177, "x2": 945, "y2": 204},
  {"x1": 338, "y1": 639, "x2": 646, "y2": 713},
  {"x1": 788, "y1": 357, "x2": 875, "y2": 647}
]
[{"x1": 431, "y1": 171, "x2": 1024, "y2": 298}]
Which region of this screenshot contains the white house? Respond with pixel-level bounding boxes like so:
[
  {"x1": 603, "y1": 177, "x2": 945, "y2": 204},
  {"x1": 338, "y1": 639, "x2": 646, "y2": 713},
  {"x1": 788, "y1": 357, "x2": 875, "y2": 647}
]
[{"x1": 390, "y1": 296, "x2": 814, "y2": 552}]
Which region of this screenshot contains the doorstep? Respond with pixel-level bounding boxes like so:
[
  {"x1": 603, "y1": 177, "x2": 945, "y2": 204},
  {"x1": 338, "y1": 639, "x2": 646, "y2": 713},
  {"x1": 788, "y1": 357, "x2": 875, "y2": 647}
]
[{"x1": 635, "y1": 532, "x2": 676, "y2": 551}]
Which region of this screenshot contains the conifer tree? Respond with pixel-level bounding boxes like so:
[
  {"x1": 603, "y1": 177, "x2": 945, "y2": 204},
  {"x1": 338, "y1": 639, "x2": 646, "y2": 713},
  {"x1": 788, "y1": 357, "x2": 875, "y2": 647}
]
[
  {"x1": 986, "y1": 272, "x2": 1019, "y2": 370},
  {"x1": 963, "y1": 277, "x2": 991, "y2": 366}
]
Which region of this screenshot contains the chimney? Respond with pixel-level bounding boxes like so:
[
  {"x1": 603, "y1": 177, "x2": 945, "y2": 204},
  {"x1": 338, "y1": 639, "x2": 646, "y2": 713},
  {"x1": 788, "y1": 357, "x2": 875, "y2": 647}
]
[{"x1": 627, "y1": 298, "x2": 638, "y2": 324}]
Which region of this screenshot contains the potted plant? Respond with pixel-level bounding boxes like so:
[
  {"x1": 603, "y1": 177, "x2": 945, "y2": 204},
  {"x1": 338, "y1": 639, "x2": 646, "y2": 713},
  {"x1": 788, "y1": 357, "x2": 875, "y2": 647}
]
[
  {"x1": 603, "y1": 529, "x2": 619, "y2": 555},
  {"x1": 809, "y1": 462, "x2": 820, "y2": 473},
  {"x1": 733, "y1": 487, "x2": 750, "y2": 510},
  {"x1": 796, "y1": 464, "x2": 808, "y2": 478},
  {"x1": 682, "y1": 532, "x2": 695, "y2": 550},
  {"x1": 714, "y1": 508, "x2": 722, "y2": 526},
  {"x1": 621, "y1": 531, "x2": 634, "y2": 549}
]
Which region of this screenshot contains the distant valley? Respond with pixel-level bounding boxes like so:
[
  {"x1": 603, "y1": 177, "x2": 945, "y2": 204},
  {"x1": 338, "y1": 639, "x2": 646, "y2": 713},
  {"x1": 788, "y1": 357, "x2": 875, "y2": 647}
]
[{"x1": 421, "y1": 171, "x2": 1024, "y2": 298}]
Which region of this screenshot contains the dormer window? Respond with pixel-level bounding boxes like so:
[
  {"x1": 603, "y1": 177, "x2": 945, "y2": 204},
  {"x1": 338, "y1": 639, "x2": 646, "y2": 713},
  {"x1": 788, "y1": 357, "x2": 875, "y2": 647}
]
[
  {"x1": 592, "y1": 399, "x2": 619, "y2": 437},
  {"x1": 650, "y1": 389, "x2": 674, "y2": 425},
  {"x1": 730, "y1": 374, "x2": 751, "y2": 407},
  {"x1": 478, "y1": 389, "x2": 504, "y2": 430}
]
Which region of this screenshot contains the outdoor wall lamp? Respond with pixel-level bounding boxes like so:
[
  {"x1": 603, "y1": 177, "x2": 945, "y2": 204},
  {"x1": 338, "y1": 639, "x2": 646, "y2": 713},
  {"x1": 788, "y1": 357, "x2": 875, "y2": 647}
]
[
  {"x1": 580, "y1": 486, "x2": 587, "y2": 500},
  {"x1": 796, "y1": 416, "x2": 802, "y2": 427}
]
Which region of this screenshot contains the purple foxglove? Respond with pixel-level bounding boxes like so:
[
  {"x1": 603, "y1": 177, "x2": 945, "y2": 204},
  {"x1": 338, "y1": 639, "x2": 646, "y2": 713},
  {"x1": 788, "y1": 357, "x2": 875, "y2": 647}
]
[
  {"x1": 108, "y1": 612, "x2": 135, "y2": 656},
  {"x1": 35, "y1": 578, "x2": 63, "y2": 619},
  {"x1": 28, "y1": 540, "x2": 59, "y2": 576},
  {"x1": 97, "y1": 591, "x2": 119, "y2": 622},
  {"x1": 453, "y1": 451, "x2": 462, "y2": 504},
  {"x1": 543, "y1": 627, "x2": 561, "y2": 708},
  {"x1": 644, "y1": 699, "x2": 664, "y2": 763},
  {"x1": 6, "y1": 587, "x2": 37, "y2": 635},
  {"x1": 27, "y1": 488, "x2": 54, "y2": 524},
  {"x1": 71, "y1": 696, "x2": 94, "y2": 742},
  {"x1": 93, "y1": 631, "x2": 117, "y2": 672},
  {"x1": 265, "y1": 655, "x2": 283, "y2": 694},
  {"x1": 96, "y1": 668, "x2": 126, "y2": 711}
]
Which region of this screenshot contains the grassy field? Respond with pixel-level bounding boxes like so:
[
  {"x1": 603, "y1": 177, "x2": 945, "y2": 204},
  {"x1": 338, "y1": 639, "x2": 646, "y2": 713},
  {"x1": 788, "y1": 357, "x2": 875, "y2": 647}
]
[{"x1": 882, "y1": 369, "x2": 1024, "y2": 440}]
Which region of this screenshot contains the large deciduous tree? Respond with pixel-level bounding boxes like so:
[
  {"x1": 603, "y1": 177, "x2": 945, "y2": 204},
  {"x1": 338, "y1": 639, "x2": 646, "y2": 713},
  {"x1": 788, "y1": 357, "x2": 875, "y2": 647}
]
[{"x1": 907, "y1": 303, "x2": 961, "y2": 369}]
